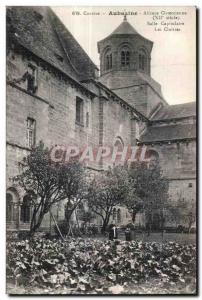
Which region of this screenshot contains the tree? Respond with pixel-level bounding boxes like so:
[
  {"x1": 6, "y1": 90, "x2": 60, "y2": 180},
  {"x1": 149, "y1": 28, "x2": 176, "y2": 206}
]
[
  {"x1": 79, "y1": 209, "x2": 94, "y2": 226},
  {"x1": 87, "y1": 166, "x2": 131, "y2": 233},
  {"x1": 169, "y1": 196, "x2": 196, "y2": 233},
  {"x1": 127, "y1": 162, "x2": 169, "y2": 235},
  {"x1": 61, "y1": 161, "x2": 88, "y2": 229},
  {"x1": 13, "y1": 142, "x2": 87, "y2": 237},
  {"x1": 126, "y1": 197, "x2": 144, "y2": 224}
]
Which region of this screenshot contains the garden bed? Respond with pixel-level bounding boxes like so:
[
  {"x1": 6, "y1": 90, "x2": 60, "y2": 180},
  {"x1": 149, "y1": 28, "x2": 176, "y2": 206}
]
[{"x1": 6, "y1": 238, "x2": 196, "y2": 295}]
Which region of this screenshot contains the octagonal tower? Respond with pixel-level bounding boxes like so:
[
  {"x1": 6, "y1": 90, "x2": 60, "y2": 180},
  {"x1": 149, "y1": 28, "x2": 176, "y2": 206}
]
[{"x1": 97, "y1": 16, "x2": 167, "y2": 116}]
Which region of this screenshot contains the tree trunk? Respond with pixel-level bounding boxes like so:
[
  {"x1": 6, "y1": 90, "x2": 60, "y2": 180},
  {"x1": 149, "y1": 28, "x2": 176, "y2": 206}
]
[
  {"x1": 147, "y1": 224, "x2": 151, "y2": 237},
  {"x1": 65, "y1": 209, "x2": 75, "y2": 236},
  {"x1": 101, "y1": 213, "x2": 110, "y2": 233},
  {"x1": 101, "y1": 220, "x2": 108, "y2": 233},
  {"x1": 29, "y1": 198, "x2": 46, "y2": 238},
  {"x1": 132, "y1": 209, "x2": 137, "y2": 223},
  {"x1": 188, "y1": 219, "x2": 193, "y2": 234},
  {"x1": 146, "y1": 212, "x2": 152, "y2": 237},
  {"x1": 29, "y1": 211, "x2": 44, "y2": 238}
]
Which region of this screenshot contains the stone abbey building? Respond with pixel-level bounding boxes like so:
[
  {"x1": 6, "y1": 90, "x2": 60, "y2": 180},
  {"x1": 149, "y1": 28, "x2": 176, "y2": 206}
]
[{"x1": 6, "y1": 7, "x2": 196, "y2": 231}]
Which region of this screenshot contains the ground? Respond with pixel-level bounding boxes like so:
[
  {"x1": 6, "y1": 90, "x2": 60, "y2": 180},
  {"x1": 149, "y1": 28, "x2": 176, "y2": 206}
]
[
  {"x1": 95, "y1": 232, "x2": 196, "y2": 244},
  {"x1": 7, "y1": 278, "x2": 196, "y2": 295}
]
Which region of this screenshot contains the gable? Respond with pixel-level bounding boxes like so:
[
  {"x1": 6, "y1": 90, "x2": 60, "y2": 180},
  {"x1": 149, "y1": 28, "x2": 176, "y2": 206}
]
[{"x1": 7, "y1": 7, "x2": 98, "y2": 82}]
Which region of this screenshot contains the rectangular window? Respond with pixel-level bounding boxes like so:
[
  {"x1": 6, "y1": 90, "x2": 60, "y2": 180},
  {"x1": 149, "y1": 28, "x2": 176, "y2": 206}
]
[
  {"x1": 86, "y1": 112, "x2": 89, "y2": 127},
  {"x1": 76, "y1": 97, "x2": 84, "y2": 125},
  {"x1": 26, "y1": 118, "x2": 36, "y2": 148}
]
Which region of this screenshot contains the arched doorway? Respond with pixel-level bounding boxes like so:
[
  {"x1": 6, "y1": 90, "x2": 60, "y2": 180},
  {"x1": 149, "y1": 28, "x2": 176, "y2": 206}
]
[
  {"x1": 152, "y1": 213, "x2": 161, "y2": 231},
  {"x1": 6, "y1": 193, "x2": 13, "y2": 222},
  {"x1": 6, "y1": 187, "x2": 20, "y2": 229},
  {"x1": 20, "y1": 194, "x2": 32, "y2": 223}
]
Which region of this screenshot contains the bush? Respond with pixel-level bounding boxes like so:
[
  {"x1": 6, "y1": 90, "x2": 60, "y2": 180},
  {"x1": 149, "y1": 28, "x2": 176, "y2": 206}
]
[
  {"x1": 6, "y1": 238, "x2": 196, "y2": 294},
  {"x1": 6, "y1": 231, "x2": 19, "y2": 241},
  {"x1": 164, "y1": 227, "x2": 178, "y2": 233},
  {"x1": 18, "y1": 231, "x2": 30, "y2": 239},
  {"x1": 190, "y1": 227, "x2": 196, "y2": 234},
  {"x1": 176, "y1": 225, "x2": 186, "y2": 233}
]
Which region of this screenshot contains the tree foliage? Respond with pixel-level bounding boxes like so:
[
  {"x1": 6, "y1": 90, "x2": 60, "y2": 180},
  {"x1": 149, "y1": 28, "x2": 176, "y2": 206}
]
[
  {"x1": 60, "y1": 161, "x2": 88, "y2": 226},
  {"x1": 169, "y1": 196, "x2": 196, "y2": 232},
  {"x1": 87, "y1": 166, "x2": 131, "y2": 232},
  {"x1": 13, "y1": 142, "x2": 87, "y2": 236},
  {"x1": 126, "y1": 162, "x2": 169, "y2": 229}
]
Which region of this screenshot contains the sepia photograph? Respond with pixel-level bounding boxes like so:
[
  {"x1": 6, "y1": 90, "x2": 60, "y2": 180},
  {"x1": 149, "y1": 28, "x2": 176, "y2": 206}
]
[{"x1": 6, "y1": 6, "x2": 197, "y2": 295}]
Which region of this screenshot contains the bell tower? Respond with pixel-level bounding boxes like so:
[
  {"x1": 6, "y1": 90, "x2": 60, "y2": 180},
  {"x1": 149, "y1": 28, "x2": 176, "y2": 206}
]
[
  {"x1": 98, "y1": 15, "x2": 152, "y2": 77},
  {"x1": 97, "y1": 16, "x2": 166, "y2": 116}
]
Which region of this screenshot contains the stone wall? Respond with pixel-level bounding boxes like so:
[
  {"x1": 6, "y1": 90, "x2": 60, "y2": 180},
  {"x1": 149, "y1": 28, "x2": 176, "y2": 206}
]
[
  {"x1": 6, "y1": 47, "x2": 136, "y2": 231},
  {"x1": 99, "y1": 69, "x2": 165, "y2": 117},
  {"x1": 6, "y1": 23, "x2": 196, "y2": 233},
  {"x1": 146, "y1": 137, "x2": 196, "y2": 213}
]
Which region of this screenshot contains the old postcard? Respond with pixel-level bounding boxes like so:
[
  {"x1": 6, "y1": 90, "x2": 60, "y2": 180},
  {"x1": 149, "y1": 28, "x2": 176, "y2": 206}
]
[{"x1": 6, "y1": 6, "x2": 197, "y2": 295}]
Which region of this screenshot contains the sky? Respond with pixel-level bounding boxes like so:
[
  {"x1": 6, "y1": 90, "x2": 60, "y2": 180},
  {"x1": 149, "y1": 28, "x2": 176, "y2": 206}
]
[{"x1": 52, "y1": 6, "x2": 196, "y2": 105}]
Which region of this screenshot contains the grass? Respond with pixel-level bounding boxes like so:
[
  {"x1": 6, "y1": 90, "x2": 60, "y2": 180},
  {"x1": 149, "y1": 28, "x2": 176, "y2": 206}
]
[{"x1": 93, "y1": 232, "x2": 196, "y2": 244}]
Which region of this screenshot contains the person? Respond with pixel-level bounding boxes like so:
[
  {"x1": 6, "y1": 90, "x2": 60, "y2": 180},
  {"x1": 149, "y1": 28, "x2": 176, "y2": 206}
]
[
  {"x1": 125, "y1": 226, "x2": 132, "y2": 241},
  {"x1": 109, "y1": 224, "x2": 118, "y2": 241}
]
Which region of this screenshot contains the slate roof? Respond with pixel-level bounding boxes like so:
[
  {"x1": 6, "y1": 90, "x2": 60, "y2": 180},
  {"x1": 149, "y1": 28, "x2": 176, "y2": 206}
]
[
  {"x1": 151, "y1": 102, "x2": 196, "y2": 121},
  {"x1": 98, "y1": 17, "x2": 152, "y2": 45},
  {"x1": 140, "y1": 123, "x2": 196, "y2": 143},
  {"x1": 7, "y1": 7, "x2": 98, "y2": 81},
  {"x1": 111, "y1": 18, "x2": 138, "y2": 35}
]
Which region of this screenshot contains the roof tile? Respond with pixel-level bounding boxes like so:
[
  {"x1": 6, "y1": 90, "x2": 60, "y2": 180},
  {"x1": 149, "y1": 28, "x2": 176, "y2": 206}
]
[
  {"x1": 7, "y1": 7, "x2": 98, "y2": 81},
  {"x1": 152, "y1": 102, "x2": 196, "y2": 121}
]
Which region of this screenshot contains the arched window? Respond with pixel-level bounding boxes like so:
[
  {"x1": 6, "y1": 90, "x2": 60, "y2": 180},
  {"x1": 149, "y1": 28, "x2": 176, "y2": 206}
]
[
  {"x1": 146, "y1": 149, "x2": 159, "y2": 168},
  {"x1": 139, "y1": 49, "x2": 147, "y2": 71},
  {"x1": 104, "y1": 49, "x2": 112, "y2": 71},
  {"x1": 6, "y1": 193, "x2": 13, "y2": 222},
  {"x1": 114, "y1": 137, "x2": 125, "y2": 166},
  {"x1": 117, "y1": 209, "x2": 121, "y2": 223},
  {"x1": 121, "y1": 47, "x2": 130, "y2": 66},
  {"x1": 114, "y1": 137, "x2": 124, "y2": 151},
  {"x1": 20, "y1": 195, "x2": 32, "y2": 223}
]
